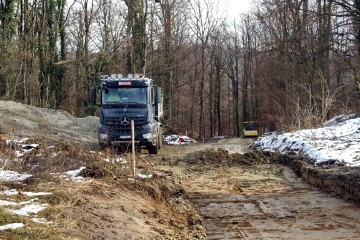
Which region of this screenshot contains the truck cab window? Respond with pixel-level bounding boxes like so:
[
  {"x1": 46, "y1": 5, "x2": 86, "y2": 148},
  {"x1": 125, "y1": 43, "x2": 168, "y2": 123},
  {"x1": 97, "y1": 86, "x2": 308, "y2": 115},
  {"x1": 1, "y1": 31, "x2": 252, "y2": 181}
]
[
  {"x1": 102, "y1": 88, "x2": 147, "y2": 105},
  {"x1": 103, "y1": 88, "x2": 120, "y2": 103},
  {"x1": 120, "y1": 88, "x2": 147, "y2": 104}
]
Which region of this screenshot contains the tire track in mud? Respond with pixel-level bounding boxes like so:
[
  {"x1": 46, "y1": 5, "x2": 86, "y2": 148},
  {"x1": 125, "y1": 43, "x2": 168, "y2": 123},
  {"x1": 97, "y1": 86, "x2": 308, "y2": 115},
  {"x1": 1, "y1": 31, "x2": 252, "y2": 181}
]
[{"x1": 184, "y1": 163, "x2": 360, "y2": 239}]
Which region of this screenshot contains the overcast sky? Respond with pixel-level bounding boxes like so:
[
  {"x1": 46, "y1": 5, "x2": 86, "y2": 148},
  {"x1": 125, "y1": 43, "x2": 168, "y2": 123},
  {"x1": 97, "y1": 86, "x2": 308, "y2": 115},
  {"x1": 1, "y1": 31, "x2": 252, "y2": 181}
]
[
  {"x1": 224, "y1": 0, "x2": 252, "y2": 19},
  {"x1": 207, "y1": 0, "x2": 251, "y2": 21}
]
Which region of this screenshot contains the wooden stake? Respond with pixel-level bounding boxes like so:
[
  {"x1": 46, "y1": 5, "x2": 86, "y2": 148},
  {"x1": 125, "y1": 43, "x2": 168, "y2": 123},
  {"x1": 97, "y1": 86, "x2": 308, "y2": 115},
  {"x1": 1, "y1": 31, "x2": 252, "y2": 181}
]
[{"x1": 131, "y1": 120, "x2": 136, "y2": 177}]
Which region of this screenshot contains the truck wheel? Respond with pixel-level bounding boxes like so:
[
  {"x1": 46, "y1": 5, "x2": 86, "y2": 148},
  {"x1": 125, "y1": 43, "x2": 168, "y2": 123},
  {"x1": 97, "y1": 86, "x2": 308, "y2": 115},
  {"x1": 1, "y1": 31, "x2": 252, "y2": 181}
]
[
  {"x1": 99, "y1": 143, "x2": 106, "y2": 151},
  {"x1": 148, "y1": 145, "x2": 158, "y2": 154}
]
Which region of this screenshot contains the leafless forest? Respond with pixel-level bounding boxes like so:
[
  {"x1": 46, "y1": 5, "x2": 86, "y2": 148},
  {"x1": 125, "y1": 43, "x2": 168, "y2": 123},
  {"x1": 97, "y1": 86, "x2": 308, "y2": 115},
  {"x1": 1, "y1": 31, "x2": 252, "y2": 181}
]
[{"x1": 0, "y1": 0, "x2": 359, "y2": 138}]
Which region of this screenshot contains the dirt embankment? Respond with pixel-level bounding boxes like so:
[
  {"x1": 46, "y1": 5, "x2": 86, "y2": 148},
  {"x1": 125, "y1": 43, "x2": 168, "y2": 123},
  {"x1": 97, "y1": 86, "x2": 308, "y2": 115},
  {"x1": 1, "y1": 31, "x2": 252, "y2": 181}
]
[{"x1": 291, "y1": 160, "x2": 360, "y2": 205}]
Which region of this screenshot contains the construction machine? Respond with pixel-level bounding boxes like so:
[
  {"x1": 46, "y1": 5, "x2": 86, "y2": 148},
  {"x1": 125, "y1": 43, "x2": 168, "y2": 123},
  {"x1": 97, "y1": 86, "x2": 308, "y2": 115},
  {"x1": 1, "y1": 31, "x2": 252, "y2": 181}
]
[{"x1": 242, "y1": 121, "x2": 258, "y2": 137}]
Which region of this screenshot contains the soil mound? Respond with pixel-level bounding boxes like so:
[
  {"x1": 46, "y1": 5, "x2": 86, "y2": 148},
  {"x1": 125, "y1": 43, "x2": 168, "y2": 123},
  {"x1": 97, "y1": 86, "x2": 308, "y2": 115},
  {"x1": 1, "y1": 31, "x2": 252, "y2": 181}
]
[
  {"x1": 0, "y1": 100, "x2": 98, "y2": 147},
  {"x1": 180, "y1": 148, "x2": 280, "y2": 166}
]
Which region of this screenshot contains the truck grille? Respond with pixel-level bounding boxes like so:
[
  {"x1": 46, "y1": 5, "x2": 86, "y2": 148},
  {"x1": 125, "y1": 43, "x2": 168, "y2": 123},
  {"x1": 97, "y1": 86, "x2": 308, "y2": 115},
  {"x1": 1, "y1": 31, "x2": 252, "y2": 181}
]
[
  {"x1": 109, "y1": 125, "x2": 142, "y2": 134},
  {"x1": 104, "y1": 116, "x2": 147, "y2": 125},
  {"x1": 104, "y1": 116, "x2": 146, "y2": 134}
]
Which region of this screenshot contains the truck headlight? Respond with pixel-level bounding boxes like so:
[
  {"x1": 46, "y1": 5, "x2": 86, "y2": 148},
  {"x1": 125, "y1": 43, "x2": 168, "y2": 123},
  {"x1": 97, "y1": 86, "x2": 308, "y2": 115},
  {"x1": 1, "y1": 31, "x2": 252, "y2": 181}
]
[
  {"x1": 142, "y1": 133, "x2": 152, "y2": 140},
  {"x1": 99, "y1": 133, "x2": 108, "y2": 140}
]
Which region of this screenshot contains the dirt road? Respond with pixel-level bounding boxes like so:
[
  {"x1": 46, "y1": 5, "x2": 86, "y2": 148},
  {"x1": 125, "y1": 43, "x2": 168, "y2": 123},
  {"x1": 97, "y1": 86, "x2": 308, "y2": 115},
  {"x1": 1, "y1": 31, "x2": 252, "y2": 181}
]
[{"x1": 158, "y1": 139, "x2": 360, "y2": 239}]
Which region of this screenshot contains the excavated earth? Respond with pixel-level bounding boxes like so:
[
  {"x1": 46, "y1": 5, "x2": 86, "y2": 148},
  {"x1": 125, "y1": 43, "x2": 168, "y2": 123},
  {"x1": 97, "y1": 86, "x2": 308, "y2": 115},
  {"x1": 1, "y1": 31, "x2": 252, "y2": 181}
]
[
  {"x1": 1, "y1": 101, "x2": 360, "y2": 239},
  {"x1": 152, "y1": 144, "x2": 360, "y2": 239}
]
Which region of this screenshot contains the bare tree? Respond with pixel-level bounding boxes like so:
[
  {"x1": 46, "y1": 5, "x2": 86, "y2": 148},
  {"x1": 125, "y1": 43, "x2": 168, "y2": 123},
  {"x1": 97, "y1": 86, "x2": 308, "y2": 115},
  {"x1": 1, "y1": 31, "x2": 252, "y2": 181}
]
[
  {"x1": 188, "y1": 0, "x2": 219, "y2": 139},
  {"x1": 223, "y1": 23, "x2": 242, "y2": 137},
  {"x1": 124, "y1": 0, "x2": 148, "y2": 73},
  {"x1": 152, "y1": 0, "x2": 189, "y2": 123}
]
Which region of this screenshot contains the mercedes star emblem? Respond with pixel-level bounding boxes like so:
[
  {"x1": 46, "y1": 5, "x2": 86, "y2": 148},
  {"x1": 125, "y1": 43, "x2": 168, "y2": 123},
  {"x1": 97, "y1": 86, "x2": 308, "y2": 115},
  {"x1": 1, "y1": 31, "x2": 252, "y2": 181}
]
[{"x1": 120, "y1": 116, "x2": 130, "y2": 125}]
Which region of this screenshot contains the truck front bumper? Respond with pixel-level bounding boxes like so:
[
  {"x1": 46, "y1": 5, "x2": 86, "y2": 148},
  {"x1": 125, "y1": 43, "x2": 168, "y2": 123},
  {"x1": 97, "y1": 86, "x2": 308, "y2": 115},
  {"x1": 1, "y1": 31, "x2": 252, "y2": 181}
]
[{"x1": 98, "y1": 123, "x2": 156, "y2": 147}]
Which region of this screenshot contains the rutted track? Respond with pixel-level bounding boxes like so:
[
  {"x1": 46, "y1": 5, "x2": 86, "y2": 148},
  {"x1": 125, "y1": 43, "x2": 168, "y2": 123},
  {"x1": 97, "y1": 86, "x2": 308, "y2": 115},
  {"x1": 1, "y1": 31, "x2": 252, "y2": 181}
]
[
  {"x1": 158, "y1": 139, "x2": 360, "y2": 239},
  {"x1": 185, "y1": 165, "x2": 360, "y2": 239}
]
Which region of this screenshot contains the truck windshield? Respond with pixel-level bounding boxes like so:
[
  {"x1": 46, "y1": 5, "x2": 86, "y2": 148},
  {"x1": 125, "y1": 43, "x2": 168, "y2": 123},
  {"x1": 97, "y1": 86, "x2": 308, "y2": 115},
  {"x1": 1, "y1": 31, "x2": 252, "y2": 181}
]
[{"x1": 102, "y1": 87, "x2": 147, "y2": 105}]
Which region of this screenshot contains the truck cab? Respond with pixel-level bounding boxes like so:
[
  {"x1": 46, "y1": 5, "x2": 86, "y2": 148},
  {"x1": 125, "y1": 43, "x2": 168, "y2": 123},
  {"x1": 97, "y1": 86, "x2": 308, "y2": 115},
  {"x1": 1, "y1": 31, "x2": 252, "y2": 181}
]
[{"x1": 91, "y1": 74, "x2": 163, "y2": 154}]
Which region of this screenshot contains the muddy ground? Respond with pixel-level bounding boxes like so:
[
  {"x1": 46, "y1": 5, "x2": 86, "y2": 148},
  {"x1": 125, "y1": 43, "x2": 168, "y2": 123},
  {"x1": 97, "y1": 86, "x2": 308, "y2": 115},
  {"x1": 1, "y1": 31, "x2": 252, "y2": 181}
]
[
  {"x1": 152, "y1": 142, "x2": 360, "y2": 239},
  {"x1": 1, "y1": 101, "x2": 360, "y2": 239}
]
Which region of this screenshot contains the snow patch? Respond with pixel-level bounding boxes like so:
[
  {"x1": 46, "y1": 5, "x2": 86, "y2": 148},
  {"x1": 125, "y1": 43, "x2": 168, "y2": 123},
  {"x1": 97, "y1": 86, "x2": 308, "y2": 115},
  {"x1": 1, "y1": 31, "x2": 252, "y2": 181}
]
[
  {"x1": 0, "y1": 169, "x2": 32, "y2": 182},
  {"x1": 137, "y1": 172, "x2": 153, "y2": 179},
  {"x1": 0, "y1": 223, "x2": 25, "y2": 231},
  {"x1": 252, "y1": 115, "x2": 360, "y2": 166},
  {"x1": 65, "y1": 166, "x2": 86, "y2": 181},
  {"x1": 8, "y1": 203, "x2": 49, "y2": 216},
  {"x1": 1, "y1": 189, "x2": 52, "y2": 197},
  {"x1": 32, "y1": 218, "x2": 53, "y2": 224}
]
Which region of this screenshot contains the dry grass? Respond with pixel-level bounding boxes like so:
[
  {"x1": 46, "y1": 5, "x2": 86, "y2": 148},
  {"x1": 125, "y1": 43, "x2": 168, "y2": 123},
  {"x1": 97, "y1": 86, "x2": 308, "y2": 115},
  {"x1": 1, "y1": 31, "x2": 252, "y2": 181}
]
[
  {"x1": 0, "y1": 138, "x2": 130, "y2": 239},
  {"x1": 0, "y1": 199, "x2": 66, "y2": 240},
  {"x1": 0, "y1": 138, "x2": 191, "y2": 239}
]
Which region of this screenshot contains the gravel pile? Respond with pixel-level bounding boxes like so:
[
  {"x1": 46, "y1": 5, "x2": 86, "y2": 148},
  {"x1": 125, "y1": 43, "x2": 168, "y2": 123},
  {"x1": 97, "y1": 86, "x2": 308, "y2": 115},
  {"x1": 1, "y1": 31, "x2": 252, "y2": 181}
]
[{"x1": 0, "y1": 101, "x2": 98, "y2": 146}]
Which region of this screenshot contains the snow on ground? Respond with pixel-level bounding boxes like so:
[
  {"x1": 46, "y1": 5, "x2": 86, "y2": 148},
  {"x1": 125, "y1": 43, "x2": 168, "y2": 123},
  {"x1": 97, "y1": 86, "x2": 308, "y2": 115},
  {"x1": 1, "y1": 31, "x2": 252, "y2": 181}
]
[
  {"x1": 9, "y1": 204, "x2": 49, "y2": 216},
  {"x1": 252, "y1": 114, "x2": 360, "y2": 166},
  {"x1": 32, "y1": 217, "x2": 53, "y2": 224},
  {"x1": 5, "y1": 138, "x2": 39, "y2": 157},
  {"x1": 0, "y1": 169, "x2": 32, "y2": 182},
  {"x1": 0, "y1": 160, "x2": 83, "y2": 231},
  {"x1": 1, "y1": 189, "x2": 52, "y2": 197},
  {"x1": 0, "y1": 189, "x2": 53, "y2": 231},
  {"x1": 0, "y1": 139, "x2": 60, "y2": 231},
  {"x1": 0, "y1": 223, "x2": 25, "y2": 231},
  {"x1": 65, "y1": 166, "x2": 86, "y2": 181},
  {"x1": 0, "y1": 197, "x2": 40, "y2": 207}
]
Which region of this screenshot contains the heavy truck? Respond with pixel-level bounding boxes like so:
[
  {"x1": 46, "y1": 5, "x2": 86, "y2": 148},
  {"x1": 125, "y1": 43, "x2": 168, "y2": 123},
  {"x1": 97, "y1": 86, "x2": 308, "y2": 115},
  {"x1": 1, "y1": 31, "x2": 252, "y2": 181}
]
[{"x1": 91, "y1": 74, "x2": 163, "y2": 154}]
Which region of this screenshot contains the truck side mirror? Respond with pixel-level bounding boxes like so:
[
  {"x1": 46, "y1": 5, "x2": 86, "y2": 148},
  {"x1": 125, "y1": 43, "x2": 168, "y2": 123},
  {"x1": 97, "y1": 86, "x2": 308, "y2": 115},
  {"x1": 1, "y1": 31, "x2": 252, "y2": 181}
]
[{"x1": 90, "y1": 87, "x2": 97, "y2": 105}]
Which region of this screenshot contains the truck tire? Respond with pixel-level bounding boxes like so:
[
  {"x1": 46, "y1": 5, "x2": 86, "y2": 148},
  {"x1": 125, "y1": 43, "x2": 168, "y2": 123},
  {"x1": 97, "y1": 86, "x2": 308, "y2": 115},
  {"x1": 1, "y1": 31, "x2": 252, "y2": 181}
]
[
  {"x1": 148, "y1": 145, "x2": 158, "y2": 154},
  {"x1": 99, "y1": 143, "x2": 106, "y2": 151}
]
